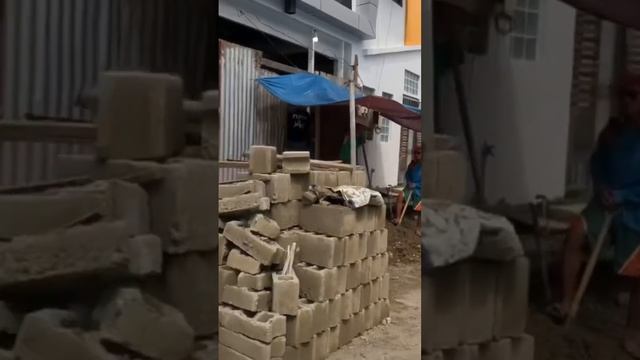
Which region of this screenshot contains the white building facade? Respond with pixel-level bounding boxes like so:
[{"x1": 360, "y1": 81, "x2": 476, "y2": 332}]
[{"x1": 437, "y1": 0, "x2": 577, "y2": 204}]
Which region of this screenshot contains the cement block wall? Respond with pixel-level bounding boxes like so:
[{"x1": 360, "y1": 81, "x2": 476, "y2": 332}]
[
  {"x1": 218, "y1": 147, "x2": 390, "y2": 360},
  {"x1": 422, "y1": 258, "x2": 534, "y2": 359}
]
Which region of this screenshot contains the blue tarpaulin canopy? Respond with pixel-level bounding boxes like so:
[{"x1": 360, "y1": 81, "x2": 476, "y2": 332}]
[
  {"x1": 257, "y1": 72, "x2": 364, "y2": 106},
  {"x1": 257, "y1": 72, "x2": 421, "y2": 132}
]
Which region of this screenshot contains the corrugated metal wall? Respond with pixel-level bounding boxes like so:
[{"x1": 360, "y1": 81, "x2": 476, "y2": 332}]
[
  {"x1": 219, "y1": 41, "x2": 287, "y2": 182},
  {"x1": 0, "y1": 0, "x2": 217, "y2": 187}
]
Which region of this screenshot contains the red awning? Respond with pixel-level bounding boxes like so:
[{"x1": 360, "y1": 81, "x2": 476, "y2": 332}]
[
  {"x1": 355, "y1": 96, "x2": 421, "y2": 133},
  {"x1": 559, "y1": 0, "x2": 640, "y2": 31}
]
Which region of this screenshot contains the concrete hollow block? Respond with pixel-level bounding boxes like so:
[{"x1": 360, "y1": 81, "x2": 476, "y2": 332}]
[
  {"x1": 218, "y1": 305, "x2": 286, "y2": 343},
  {"x1": 226, "y1": 249, "x2": 262, "y2": 275},
  {"x1": 269, "y1": 201, "x2": 302, "y2": 230},
  {"x1": 294, "y1": 263, "x2": 338, "y2": 302},
  {"x1": 478, "y1": 339, "x2": 511, "y2": 360},
  {"x1": 314, "y1": 330, "x2": 330, "y2": 360},
  {"x1": 289, "y1": 174, "x2": 310, "y2": 200},
  {"x1": 286, "y1": 301, "x2": 314, "y2": 345},
  {"x1": 329, "y1": 325, "x2": 340, "y2": 353},
  {"x1": 299, "y1": 204, "x2": 359, "y2": 237},
  {"x1": 337, "y1": 171, "x2": 352, "y2": 186},
  {"x1": 494, "y1": 257, "x2": 529, "y2": 338},
  {"x1": 337, "y1": 265, "x2": 348, "y2": 294},
  {"x1": 219, "y1": 327, "x2": 283, "y2": 360},
  {"x1": 422, "y1": 263, "x2": 466, "y2": 353},
  {"x1": 249, "y1": 214, "x2": 281, "y2": 239},
  {"x1": 443, "y1": 345, "x2": 480, "y2": 360},
  {"x1": 272, "y1": 273, "x2": 300, "y2": 315},
  {"x1": 463, "y1": 261, "x2": 497, "y2": 344},
  {"x1": 223, "y1": 221, "x2": 284, "y2": 265},
  {"x1": 282, "y1": 151, "x2": 311, "y2": 174},
  {"x1": 328, "y1": 294, "x2": 343, "y2": 328},
  {"x1": 96, "y1": 71, "x2": 185, "y2": 160},
  {"x1": 237, "y1": 271, "x2": 273, "y2": 291},
  {"x1": 220, "y1": 193, "x2": 266, "y2": 215},
  {"x1": 511, "y1": 334, "x2": 535, "y2": 360},
  {"x1": 347, "y1": 260, "x2": 362, "y2": 290},
  {"x1": 219, "y1": 180, "x2": 266, "y2": 199},
  {"x1": 94, "y1": 288, "x2": 194, "y2": 360},
  {"x1": 161, "y1": 251, "x2": 218, "y2": 336},
  {"x1": 15, "y1": 309, "x2": 114, "y2": 360},
  {"x1": 219, "y1": 266, "x2": 239, "y2": 303},
  {"x1": 249, "y1": 145, "x2": 278, "y2": 174},
  {"x1": 222, "y1": 285, "x2": 271, "y2": 312},
  {"x1": 343, "y1": 234, "x2": 361, "y2": 265},
  {"x1": 294, "y1": 230, "x2": 342, "y2": 268},
  {"x1": 253, "y1": 173, "x2": 291, "y2": 204},
  {"x1": 341, "y1": 290, "x2": 354, "y2": 320}
]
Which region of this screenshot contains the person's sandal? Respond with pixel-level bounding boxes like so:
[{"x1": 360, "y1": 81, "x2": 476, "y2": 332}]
[{"x1": 545, "y1": 303, "x2": 568, "y2": 326}]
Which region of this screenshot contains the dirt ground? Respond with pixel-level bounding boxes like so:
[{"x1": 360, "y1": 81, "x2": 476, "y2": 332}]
[
  {"x1": 328, "y1": 221, "x2": 422, "y2": 360},
  {"x1": 522, "y1": 234, "x2": 637, "y2": 360}
]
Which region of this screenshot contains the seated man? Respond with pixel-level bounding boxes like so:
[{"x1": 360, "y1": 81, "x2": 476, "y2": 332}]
[
  {"x1": 393, "y1": 145, "x2": 422, "y2": 236},
  {"x1": 549, "y1": 74, "x2": 640, "y2": 357}
]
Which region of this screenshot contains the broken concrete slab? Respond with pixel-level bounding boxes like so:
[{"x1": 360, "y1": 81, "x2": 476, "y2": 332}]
[
  {"x1": 224, "y1": 222, "x2": 284, "y2": 265},
  {"x1": 161, "y1": 251, "x2": 218, "y2": 337},
  {"x1": 94, "y1": 288, "x2": 194, "y2": 360},
  {"x1": 15, "y1": 309, "x2": 115, "y2": 360},
  {"x1": 269, "y1": 201, "x2": 302, "y2": 229},
  {"x1": 0, "y1": 222, "x2": 150, "y2": 293},
  {"x1": 249, "y1": 214, "x2": 281, "y2": 239},
  {"x1": 281, "y1": 152, "x2": 310, "y2": 174},
  {"x1": 219, "y1": 306, "x2": 286, "y2": 343},
  {"x1": 249, "y1": 146, "x2": 278, "y2": 174},
  {"x1": 222, "y1": 286, "x2": 271, "y2": 312},
  {"x1": 148, "y1": 158, "x2": 218, "y2": 253},
  {"x1": 96, "y1": 71, "x2": 185, "y2": 160}
]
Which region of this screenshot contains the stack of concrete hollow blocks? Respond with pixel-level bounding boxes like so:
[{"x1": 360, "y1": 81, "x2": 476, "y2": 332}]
[
  {"x1": 0, "y1": 71, "x2": 220, "y2": 359},
  {"x1": 422, "y1": 256, "x2": 534, "y2": 360},
  {"x1": 218, "y1": 145, "x2": 391, "y2": 360}
]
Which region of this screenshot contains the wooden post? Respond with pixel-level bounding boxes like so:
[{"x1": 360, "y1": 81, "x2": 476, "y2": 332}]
[{"x1": 349, "y1": 55, "x2": 359, "y2": 167}]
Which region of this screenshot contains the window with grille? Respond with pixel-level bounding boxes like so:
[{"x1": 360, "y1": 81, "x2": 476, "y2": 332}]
[
  {"x1": 379, "y1": 92, "x2": 393, "y2": 143},
  {"x1": 402, "y1": 94, "x2": 420, "y2": 108},
  {"x1": 510, "y1": 0, "x2": 540, "y2": 61},
  {"x1": 404, "y1": 70, "x2": 420, "y2": 95}
]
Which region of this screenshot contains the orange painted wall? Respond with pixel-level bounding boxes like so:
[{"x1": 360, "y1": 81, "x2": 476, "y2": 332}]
[{"x1": 405, "y1": 0, "x2": 421, "y2": 46}]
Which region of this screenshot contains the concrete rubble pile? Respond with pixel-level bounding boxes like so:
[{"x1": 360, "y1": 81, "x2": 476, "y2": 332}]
[
  {"x1": 422, "y1": 256, "x2": 534, "y2": 360},
  {"x1": 0, "y1": 71, "x2": 219, "y2": 360},
  {"x1": 218, "y1": 145, "x2": 391, "y2": 360}
]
